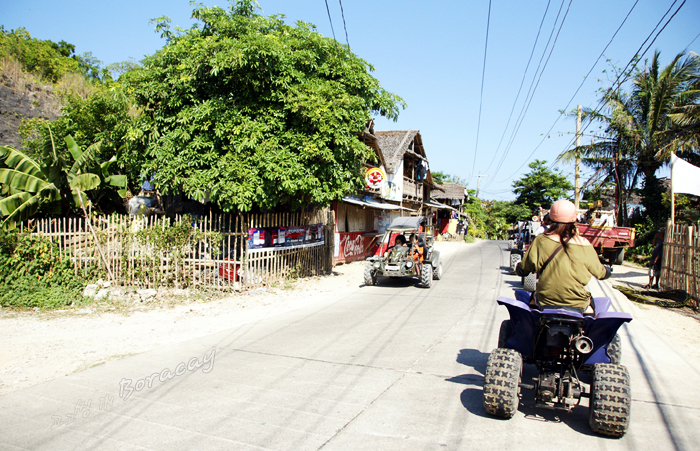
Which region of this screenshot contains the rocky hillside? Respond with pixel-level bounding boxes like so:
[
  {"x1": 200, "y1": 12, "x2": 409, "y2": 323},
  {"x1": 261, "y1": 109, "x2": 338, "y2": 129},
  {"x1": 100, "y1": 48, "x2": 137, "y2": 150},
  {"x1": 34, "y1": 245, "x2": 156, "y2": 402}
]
[{"x1": 0, "y1": 70, "x2": 63, "y2": 149}]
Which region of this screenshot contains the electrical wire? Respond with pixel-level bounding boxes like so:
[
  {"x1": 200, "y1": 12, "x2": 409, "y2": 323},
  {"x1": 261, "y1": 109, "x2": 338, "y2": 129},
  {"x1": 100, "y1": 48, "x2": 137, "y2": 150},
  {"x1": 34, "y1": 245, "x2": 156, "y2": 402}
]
[
  {"x1": 485, "y1": 0, "x2": 573, "y2": 187},
  {"x1": 338, "y1": 0, "x2": 350, "y2": 48},
  {"x1": 482, "y1": 0, "x2": 553, "y2": 175},
  {"x1": 490, "y1": 0, "x2": 683, "y2": 188},
  {"x1": 324, "y1": 0, "x2": 337, "y2": 42},
  {"x1": 495, "y1": 0, "x2": 641, "y2": 179},
  {"x1": 471, "y1": 0, "x2": 493, "y2": 179},
  {"x1": 561, "y1": 0, "x2": 687, "y2": 162}
]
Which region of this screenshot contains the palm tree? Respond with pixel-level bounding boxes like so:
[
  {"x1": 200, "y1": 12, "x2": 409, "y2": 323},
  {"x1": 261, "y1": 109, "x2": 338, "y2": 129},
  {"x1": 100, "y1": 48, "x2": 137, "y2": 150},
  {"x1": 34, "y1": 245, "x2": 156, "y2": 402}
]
[{"x1": 559, "y1": 50, "x2": 700, "y2": 223}]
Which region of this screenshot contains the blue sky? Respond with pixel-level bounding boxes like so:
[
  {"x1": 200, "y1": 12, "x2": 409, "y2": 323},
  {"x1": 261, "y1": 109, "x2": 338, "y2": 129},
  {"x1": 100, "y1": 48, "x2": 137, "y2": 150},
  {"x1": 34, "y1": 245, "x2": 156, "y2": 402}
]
[{"x1": 3, "y1": 0, "x2": 698, "y2": 200}]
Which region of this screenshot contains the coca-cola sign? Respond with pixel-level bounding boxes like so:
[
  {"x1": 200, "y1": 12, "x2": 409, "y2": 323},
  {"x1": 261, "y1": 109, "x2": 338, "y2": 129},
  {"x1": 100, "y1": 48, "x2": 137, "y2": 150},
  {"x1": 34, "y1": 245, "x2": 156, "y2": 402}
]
[{"x1": 340, "y1": 233, "x2": 365, "y2": 258}]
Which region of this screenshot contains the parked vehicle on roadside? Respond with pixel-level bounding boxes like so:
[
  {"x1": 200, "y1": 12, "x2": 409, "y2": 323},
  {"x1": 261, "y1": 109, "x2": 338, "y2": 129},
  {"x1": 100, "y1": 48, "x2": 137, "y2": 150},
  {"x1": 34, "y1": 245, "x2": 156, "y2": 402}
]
[
  {"x1": 484, "y1": 290, "x2": 632, "y2": 437},
  {"x1": 364, "y1": 216, "x2": 442, "y2": 288}
]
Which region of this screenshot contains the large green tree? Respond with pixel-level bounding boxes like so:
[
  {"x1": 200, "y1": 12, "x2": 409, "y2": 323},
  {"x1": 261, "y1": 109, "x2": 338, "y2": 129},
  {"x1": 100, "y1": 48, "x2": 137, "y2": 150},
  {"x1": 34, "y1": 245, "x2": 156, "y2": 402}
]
[
  {"x1": 121, "y1": 0, "x2": 405, "y2": 212},
  {"x1": 512, "y1": 159, "x2": 573, "y2": 213}
]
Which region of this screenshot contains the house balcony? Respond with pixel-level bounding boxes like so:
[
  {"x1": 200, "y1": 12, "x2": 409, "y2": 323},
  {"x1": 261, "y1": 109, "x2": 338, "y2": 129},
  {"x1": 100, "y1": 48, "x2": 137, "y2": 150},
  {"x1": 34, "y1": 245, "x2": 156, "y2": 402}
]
[{"x1": 403, "y1": 177, "x2": 423, "y2": 201}]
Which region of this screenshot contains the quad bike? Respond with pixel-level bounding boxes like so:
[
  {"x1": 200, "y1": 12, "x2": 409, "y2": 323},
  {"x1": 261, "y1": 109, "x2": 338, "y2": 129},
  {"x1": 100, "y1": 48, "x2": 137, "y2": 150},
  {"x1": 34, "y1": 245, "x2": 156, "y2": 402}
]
[
  {"x1": 483, "y1": 290, "x2": 632, "y2": 437},
  {"x1": 364, "y1": 216, "x2": 441, "y2": 288},
  {"x1": 509, "y1": 221, "x2": 537, "y2": 275}
]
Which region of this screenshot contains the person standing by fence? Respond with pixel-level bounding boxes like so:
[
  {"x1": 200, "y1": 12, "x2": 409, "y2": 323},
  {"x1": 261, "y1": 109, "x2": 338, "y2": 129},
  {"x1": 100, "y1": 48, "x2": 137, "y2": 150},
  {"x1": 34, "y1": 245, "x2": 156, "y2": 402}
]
[{"x1": 645, "y1": 228, "x2": 665, "y2": 289}]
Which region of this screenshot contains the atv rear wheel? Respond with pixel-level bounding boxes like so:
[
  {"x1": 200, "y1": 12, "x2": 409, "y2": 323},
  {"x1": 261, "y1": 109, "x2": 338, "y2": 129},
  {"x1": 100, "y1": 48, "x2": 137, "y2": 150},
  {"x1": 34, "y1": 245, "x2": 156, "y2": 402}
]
[
  {"x1": 589, "y1": 363, "x2": 631, "y2": 437},
  {"x1": 498, "y1": 320, "x2": 513, "y2": 349},
  {"x1": 523, "y1": 273, "x2": 537, "y2": 292},
  {"x1": 483, "y1": 348, "x2": 522, "y2": 418},
  {"x1": 509, "y1": 253, "x2": 521, "y2": 275},
  {"x1": 364, "y1": 262, "x2": 378, "y2": 286},
  {"x1": 607, "y1": 333, "x2": 621, "y2": 364},
  {"x1": 421, "y1": 263, "x2": 433, "y2": 288},
  {"x1": 432, "y1": 260, "x2": 443, "y2": 280}
]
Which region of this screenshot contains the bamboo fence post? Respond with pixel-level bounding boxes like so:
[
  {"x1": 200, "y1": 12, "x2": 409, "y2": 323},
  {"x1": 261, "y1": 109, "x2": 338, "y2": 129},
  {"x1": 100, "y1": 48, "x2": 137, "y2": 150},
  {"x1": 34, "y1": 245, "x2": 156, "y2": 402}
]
[{"x1": 687, "y1": 227, "x2": 694, "y2": 294}]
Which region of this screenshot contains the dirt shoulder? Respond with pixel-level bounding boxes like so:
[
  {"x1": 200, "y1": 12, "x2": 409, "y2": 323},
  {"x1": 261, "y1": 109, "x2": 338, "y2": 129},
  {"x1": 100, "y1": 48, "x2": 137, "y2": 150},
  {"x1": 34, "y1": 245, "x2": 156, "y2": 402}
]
[
  {"x1": 0, "y1": 261, "x2": 368, "y2": 396},
  {"x1": 606, "y1": 261, "x2": 700, "y2": 363}
]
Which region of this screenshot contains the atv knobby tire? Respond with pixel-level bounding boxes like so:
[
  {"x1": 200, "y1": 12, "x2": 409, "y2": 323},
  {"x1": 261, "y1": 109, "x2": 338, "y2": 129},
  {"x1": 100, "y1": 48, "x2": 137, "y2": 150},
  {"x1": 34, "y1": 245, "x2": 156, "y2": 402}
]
[
  {"x1": 421, "y1": 263, "x2": 433, "y2": 288},
  {"x1": 498, "y1": 320, "x2": 513, "y2": 349},
  {"x1": 483, "y1": 348, "x2": 522, "y2": 418},
  {"x1": 509, "y1": 253, "x2": 521, "y2": 275},
  {"x1": 364, "y1": 263, "x2": 377, "y2": 286},
  {"x1": 589, "y1": 363, "x2": 631, "y2": 437},
  {"x1": 606, "y1": 333, "x2": 622, "y2": 364},
  {"x1": 523, "y1": 273, "x2": 537, "y2": 292},
  {"x1": 432, "y1": 260, "x2": 443, "y2": 280}
]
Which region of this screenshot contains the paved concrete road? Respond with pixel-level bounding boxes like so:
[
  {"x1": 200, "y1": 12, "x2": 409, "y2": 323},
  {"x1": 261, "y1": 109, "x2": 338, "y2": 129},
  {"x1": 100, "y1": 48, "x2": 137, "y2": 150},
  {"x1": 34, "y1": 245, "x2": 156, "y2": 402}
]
[{"x1": 1, "y1": 240, "x2": 699, "y2": 450}]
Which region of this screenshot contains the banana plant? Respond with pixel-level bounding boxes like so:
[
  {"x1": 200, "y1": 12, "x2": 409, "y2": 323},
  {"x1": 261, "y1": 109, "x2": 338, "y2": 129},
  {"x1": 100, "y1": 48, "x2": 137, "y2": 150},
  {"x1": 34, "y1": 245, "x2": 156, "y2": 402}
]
[
  {"x1": 0, "y1": 146, "x2": 62, "y2": 230},
  {"x1": 0, "y1": 133, "x2": 128, "y2": 230}
]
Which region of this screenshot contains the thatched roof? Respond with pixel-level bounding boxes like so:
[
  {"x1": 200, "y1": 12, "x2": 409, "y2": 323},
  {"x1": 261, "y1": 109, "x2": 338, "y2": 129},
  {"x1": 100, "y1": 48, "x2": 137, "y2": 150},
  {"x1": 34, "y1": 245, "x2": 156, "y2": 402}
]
[
  {"x1": 374, "y1": 130, "x2": 424, "y2": 174},
  {"x1": 432, "y1": 183, "x2": 466, "y2": 201},
  {"x1": 358, "y1": 121, "x2": 386, "y2": 168}
]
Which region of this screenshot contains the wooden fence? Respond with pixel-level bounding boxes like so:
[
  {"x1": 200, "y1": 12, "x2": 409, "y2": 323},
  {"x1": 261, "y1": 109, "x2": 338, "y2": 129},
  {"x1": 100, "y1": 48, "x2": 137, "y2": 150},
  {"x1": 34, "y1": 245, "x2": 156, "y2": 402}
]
[
  {"x1": 22, "y1": 209, "x2": 335, "y2": 291},
  {"x1": 661, "y1": 223, "x2": 699, "y2": 309}
]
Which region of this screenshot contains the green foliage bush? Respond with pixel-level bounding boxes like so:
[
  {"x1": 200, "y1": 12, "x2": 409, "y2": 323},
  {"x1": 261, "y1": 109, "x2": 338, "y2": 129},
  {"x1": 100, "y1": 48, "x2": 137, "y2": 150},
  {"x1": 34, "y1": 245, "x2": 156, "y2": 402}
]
[
  {"x1": 0, "y1": 230, "x2": 90, "y2": 308},
  {"x1": 0, "y1": 26, "x2": 106, "y2": 83}
]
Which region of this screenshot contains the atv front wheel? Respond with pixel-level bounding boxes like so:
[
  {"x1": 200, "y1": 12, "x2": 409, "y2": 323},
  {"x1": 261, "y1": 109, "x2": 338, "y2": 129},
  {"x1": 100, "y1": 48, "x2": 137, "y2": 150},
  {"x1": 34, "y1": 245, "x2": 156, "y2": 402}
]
[
  {"x1": 364, "y1": 262, "x2": 378, "y2": 286},
  {"x1": 432, "y1": 260, "x2": 443, "y2": 280},
  {"x1": 483, "y1": 348, "x2": 522, "y2": 418},
  {"x1": 589, "y1": 363, "x2": 631, "y2": 437},
  {"x1": 421, "y1": 263, "x2": 433, "y2": 288},
  {"x1": 509, "y1": 253, "x2": 521, "y2": 275},
  {"x1": 498, "y1": 320, "x2": 513, "y2": 349}
]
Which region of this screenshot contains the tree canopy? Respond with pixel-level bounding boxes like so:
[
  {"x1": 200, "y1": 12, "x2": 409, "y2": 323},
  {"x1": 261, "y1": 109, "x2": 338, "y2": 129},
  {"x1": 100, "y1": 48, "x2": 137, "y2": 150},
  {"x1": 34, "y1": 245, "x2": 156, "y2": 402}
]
[
  {"x1": 121, "y1": 0, "x2": 405, "y2": 212},
  {"x1": 0, "y1": 26, "x2": 107, "y2": 83},
  {"x1": 512, "y1": 159, "x2": 573, "y2": 213}
]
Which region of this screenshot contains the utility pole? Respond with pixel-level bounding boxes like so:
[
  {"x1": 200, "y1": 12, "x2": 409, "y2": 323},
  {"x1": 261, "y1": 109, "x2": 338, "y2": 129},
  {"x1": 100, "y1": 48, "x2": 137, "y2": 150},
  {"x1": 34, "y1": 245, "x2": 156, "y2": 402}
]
[
  {"x1": 468, "y1": 172, "x2": 489, "y2": 198},
  {"x1": 575, "y1": 104, "x2": 582, "y2": 210}
]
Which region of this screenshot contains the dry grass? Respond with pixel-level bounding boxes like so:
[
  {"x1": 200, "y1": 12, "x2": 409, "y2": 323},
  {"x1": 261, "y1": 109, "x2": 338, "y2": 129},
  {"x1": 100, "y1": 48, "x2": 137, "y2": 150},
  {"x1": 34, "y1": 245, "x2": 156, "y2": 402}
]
[
  {"x1": 56, "y1": 72, "x2": 98, "y2": 100},
  {"x1": 1, "y1": 55, "x2": 96, "y2": 101}
]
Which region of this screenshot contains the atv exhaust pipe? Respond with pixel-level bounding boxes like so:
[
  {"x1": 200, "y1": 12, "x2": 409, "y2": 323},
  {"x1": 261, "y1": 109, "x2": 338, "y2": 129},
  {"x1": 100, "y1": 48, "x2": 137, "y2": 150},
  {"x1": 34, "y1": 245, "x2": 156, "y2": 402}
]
[{"x1": 574, "y1": 336, "x2": 594, "y2": 354}]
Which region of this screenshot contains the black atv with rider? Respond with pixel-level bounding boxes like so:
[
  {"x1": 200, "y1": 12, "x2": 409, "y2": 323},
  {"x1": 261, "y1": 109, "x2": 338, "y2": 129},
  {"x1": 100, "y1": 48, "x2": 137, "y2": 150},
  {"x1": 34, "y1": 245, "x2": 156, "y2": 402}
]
[
  {"x1": 509, "y1": 220, "x2": 538, "y2": 291},
  {"x1": 364, "y1": 216, "x2": 442, "y2": 288}
]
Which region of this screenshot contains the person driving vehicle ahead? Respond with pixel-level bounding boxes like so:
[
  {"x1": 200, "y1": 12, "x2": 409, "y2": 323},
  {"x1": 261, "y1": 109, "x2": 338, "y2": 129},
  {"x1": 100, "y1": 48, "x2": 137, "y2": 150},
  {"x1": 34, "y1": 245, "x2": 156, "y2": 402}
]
[{"x1": 517, "y1": 199, "x2": 611, "y2": 315}]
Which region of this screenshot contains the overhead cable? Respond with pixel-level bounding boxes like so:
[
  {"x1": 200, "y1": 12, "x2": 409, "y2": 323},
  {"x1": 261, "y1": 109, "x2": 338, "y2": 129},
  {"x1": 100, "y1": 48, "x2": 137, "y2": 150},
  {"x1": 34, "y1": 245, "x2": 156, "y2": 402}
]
[{"x1": 471, "y1": 0, "x2": 493, "y2": 180}]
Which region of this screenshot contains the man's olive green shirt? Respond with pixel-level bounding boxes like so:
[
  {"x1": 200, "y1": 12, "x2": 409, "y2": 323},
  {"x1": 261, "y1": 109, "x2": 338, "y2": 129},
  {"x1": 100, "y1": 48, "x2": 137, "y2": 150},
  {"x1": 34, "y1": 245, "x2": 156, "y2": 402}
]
[{"x1": 521, "y1": 234, "x2": 607, "y2": 310}]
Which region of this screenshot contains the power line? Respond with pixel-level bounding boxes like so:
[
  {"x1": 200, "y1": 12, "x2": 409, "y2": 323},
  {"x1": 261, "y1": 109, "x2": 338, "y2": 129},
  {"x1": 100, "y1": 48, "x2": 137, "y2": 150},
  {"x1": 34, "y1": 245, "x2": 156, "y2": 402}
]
[
  {"x1": 485, "y1": 0, "x2": 573, "y2": 187},
  {"x1": 483, "y1": 0, "x2": 553, "y2": 175},
  {"x1": 492, "y1": 0, "x2": 642, "y2": 181},
  {"x1": 338, "y1": 0, "x2": 350, "y2": 48},
  {"x1": 571, "y1": 0, "x2": 687, "y2": 149},
  {"x1": 471, "y1": 0, "x2": 492, "y2": 179},
  {"x1": 492, "y1": 0, "x2": 682, "y2": 187},
  {"x1": 323, "y1": 0, "x2": 337, "y2": 42}
]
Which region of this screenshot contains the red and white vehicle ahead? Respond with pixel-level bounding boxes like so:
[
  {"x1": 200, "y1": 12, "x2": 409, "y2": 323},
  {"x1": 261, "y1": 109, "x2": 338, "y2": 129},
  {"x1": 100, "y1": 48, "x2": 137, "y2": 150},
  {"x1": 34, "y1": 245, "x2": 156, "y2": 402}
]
[{"x1": 575, "y1": 209, "x2": 635, "y2": 265}]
